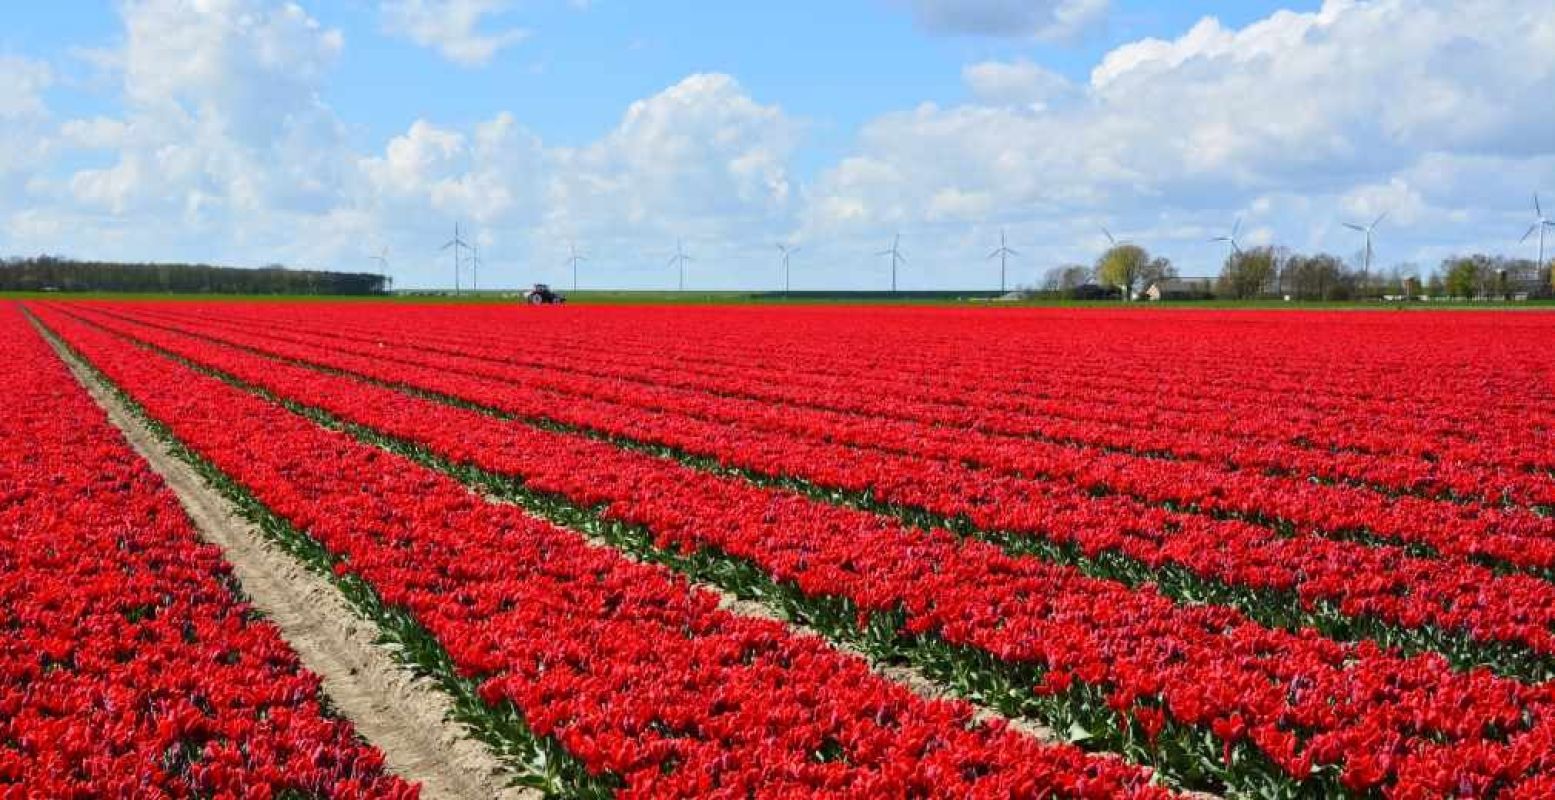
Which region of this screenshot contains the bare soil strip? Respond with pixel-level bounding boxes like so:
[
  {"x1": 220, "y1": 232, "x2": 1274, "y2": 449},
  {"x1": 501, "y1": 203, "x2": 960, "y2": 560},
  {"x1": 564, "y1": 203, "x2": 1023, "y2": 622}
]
[
  {"x1": 38, "y1": 318, "x2": 533, "y2": 800},
  {"x1": 45, "y1": 307, "x2": 1222, "y2": 797}
]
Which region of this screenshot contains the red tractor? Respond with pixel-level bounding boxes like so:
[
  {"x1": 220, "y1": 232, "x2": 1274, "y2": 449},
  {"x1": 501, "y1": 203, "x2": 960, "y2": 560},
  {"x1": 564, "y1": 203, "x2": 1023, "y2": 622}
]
[{"x1": 524, "y1": 283, "x2": 566, "y2": 305}]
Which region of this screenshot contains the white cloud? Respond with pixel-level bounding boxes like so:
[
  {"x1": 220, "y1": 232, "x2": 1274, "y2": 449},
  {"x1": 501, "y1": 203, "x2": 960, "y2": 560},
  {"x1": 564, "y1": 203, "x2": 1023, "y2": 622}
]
[
  {"x1": 380, "y1": 0, "x2": 529, "y2": 67},
  {"x1": 897, "y1": 0, "x2": 1109, "y2": 40},
  {"x1": 7, "y1": 0, "x2": 1555, "y2": 288},
  {"x1": 8, "y1": 0, "x2": 353, "y2": 262},
  {"x1": 962, "y1": 59, "x2": 1075, "y2": 108},
  {"x1": 808, "y1": 0, "x2": 1555, "y2": 275},
  {"x1": 0, "y1": 56, "x2": 52, "y2": 120},
  {"x1": 359, "y1": 113, "x2": 545, "y2": 225},
  {"x1": 59, "y1": 117, "x2": 130, "y2": 150},
  {"x1": 545, "y1": 73, "x2": 799, "y2": 241},
  {"x1": 0, "y1": 57, "x2": 55, "y2": 216}
]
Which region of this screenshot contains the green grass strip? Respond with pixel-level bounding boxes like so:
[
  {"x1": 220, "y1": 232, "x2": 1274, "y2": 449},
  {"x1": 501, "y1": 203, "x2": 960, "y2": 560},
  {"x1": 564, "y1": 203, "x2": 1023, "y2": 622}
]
[{"x1": 28, "y1": 309, "x2": 618, "y2": 800}]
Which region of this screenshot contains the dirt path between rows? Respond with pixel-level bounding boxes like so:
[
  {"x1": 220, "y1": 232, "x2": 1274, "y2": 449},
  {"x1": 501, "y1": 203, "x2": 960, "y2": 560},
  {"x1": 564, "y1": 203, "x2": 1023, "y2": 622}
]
[
  {"x1": 38, "y1": 319, "x2": 533, "y2": 800},
  {"x1": 39, "y1": 309, "x2": 1215, "y2": 798}
]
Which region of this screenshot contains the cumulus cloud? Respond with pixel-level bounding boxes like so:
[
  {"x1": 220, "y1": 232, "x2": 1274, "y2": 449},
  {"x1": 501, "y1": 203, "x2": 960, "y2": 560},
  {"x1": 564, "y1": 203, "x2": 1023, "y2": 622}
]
[
  {"x1": 380, "y1": 0, "x2": 529, "y2": 66},
  {"x1": 962, "y1": 59, "x2": 1076, "y2": 108},
  {"x1": 7, "y1": 0, "x2": 1555, "y2": 287},
  {"x1": 808, "y1": 0, "x2": 1555, "y2": 272},
  {"x1": 897, "y1": 0, "x2": 1109, "y2": 40},
  {"x1": 0, "y1": 56, "x2": 55, "y2": 213},
  {"x1": 545, "y1": 74, "x2": 799, "y2": 241},
  {"x1": 19, "y1": 0, "x2": 352, "y2": 261},
  {"x1": 0, "y1": 56, "x2": 52, "y2": 120}
]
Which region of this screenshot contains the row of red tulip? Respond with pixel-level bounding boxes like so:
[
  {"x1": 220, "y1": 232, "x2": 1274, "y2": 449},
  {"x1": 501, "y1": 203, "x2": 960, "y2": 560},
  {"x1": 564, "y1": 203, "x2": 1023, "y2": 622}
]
[
  {"x1": 119, "y1": 302, "x2": 1555, "y2": 502},
  {"x1": 217, "y1": 302, "x2": 1555, "y2": 505},
  {"x1": 0, "y1": 307, "x2": 413, "y2": 798},
  {"x1": 71, "y1": 305, "x2": 1555, "y2": 667},
  {"x1": 35, "y1": 305, "x2": 1164, "y2": 799},
  {"x1": 44, "y1": 303, "x2": 1555, "y2": 797},
  {"x1": 124, "y1": 301, "x2": 1555, "y2": 439},
  {"x1": 100, "y1": 304, "x2": 1555, "y2": 551}
]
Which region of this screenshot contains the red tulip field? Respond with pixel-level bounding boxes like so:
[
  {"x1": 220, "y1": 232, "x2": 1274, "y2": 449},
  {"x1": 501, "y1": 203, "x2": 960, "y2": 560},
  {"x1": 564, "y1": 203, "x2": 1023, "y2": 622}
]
[{"x1": 10, "y1": 299, "x2": 1555, "y2": 798}]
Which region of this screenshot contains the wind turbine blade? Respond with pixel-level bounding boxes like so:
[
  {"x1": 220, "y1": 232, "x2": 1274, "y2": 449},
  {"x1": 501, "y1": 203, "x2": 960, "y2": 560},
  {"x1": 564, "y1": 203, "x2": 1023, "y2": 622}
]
[
  {"x1": 897, "y1": 253, "x2": 907, "y2": 265},
  {"x1": 1007, "y1": 248, "x2": 1019, "y2": 256},
  {"x1": 1373, "y1": 211, "x2": 1388, "y2": 228},
  {"x1": 1231, "y1": 218, "x2": 1242, "y2": 238},
  {"x1": 1343, "y1": 223, "x2": 1365, "y2": 232},
  {"x1": 1536, "y1": 193, "x2": 1542, "y2": 217},
  {"x1": 1100, "y1": 227, "x2": 1116, "y2": 245},
  {"x1": 988, "y1": 250, "x2": 1000, "y2": 260},
  {"x1": 1523, "y1": 224, "x2": 1540, "y2": 243},
  {"x1": 876, "y1": 250, "x2": 893, "y2": 257}
]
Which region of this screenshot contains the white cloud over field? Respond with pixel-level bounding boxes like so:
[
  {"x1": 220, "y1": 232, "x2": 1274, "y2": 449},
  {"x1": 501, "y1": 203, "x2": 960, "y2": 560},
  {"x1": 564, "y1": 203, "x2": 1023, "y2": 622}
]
[
  {"x1": 3, "y1": 0, "x2": 1554, "y2": 287},
  {"x1": 379, "y1": 0, "x2": 530, "y2": 66}
]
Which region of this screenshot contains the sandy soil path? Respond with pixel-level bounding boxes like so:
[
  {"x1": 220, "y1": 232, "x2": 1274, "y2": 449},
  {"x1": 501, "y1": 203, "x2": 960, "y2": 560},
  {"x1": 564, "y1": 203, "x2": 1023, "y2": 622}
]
[{"x1": 37, "y1": 316, "x2": 533, "y2": 800}]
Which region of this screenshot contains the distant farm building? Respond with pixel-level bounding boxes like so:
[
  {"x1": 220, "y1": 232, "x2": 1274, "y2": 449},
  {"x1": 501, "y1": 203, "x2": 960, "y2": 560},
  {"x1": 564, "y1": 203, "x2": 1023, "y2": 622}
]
[{"x1": 1145, "y1": 278, "x2": 1215, "y2": 301}]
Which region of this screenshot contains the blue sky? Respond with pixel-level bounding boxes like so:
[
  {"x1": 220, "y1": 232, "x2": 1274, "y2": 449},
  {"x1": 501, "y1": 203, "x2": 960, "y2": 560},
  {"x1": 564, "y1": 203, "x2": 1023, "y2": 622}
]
[{"x1": 1, "y1": 0, "x2": 1551, "y2": 290}]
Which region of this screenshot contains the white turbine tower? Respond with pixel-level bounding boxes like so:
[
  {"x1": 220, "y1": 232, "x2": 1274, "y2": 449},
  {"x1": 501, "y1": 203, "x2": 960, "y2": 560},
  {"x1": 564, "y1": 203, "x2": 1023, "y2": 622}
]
[
  {"x1": 669, "y1": 239, "x2": 694, "y2": 292},
  {"x1": 1523, "y1": 194, "x2": 1554, "y2": 267},
  {"x1": 1211, "y1": 218, "x2": 1244, "y2": 256},
  {"x1": 440, "y1": 222, "x2": 472, "y2": 295},
  {"x1": 877, "y1": 234, "x2": 906, "y2": 293},
  {"x1": 469, "y1": 242, "x2": 483, "y2": 292},
  {"x1": 1344, "y1": 212, "x2": 1387, "y2": 282},
  {"x1": 369, "y1": 246, "x2": 390, "y2": 293},
  {"x1": 988, "y1": 229, "x2": 1019, "y2": 294},
  {"x1": 776, "y1": 243, "x2": 800, "y2": 295},
  {"x1": 566, "y1": 242, "x2": 586, "y2": 292}
]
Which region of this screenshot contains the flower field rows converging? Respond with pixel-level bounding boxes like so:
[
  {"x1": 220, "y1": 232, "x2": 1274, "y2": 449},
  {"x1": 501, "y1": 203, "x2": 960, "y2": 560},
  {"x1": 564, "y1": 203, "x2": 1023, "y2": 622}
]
[
  {"x1": 116, "y1": 301, "x2": 1555, "y2": 505},
  {"x1": 0, "y1": 306, "x2": 414, "y2": 797},
  {"x1": 30, "y1": 306, "x2": 1166, "y2": 799},
  {"x1": 67, "y1": 305, "x2": 1555, "y2": 676},
  {"x1": 35, "y1": 303, "x2": 1555, "y2": 797}
]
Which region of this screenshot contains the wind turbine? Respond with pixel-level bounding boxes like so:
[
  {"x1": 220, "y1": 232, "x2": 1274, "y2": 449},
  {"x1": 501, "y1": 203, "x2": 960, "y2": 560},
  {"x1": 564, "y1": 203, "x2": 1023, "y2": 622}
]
[
  {"x1": 440, "y1": 222, "x2": 472, "y2": 295},
  {"x1": 988, "y1": 229, "x2": 1019, "y2": 294},
  {"x1": 1100, "y1": 226, "x2": 1131, "y2": 247},
  {"x1": 668, "y1": 239, "x2": 694, "y2": 292},
  {"x1": 1523, "y1": 194, "x2": 1554, "y2": 267},
  {"x1": 469, "y1": 242, "x2": 483, "y2": 292},
  {"x1": 369, "y1": 246, "x2": 390, "y2": 293},
  {"x1": 565, "y1": 242, "x2": 586, "y2": 292},
  {"x1": 877, "y1": 234, "x2": 906, "y2": 293},
  {"x1": 1343, "y1": 212, "x2": 1387, "y2": 282},
  {"x1": 776, "y1": 243, "x2": 800, "y2": 295},
  {"x1": 1211, "y1": 218, "x2": 1244, "y2": 256}
]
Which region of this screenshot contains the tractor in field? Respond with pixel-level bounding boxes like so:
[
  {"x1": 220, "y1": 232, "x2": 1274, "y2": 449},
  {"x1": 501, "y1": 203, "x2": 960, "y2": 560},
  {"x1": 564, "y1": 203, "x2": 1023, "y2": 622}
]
[{"x1": 524, "y1": 283, "x2": 566, "y2": 305}]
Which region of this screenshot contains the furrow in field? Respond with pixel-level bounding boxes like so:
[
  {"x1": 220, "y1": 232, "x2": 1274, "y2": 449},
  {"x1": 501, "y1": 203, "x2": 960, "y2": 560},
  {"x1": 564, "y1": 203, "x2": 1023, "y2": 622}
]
[
  {"x1": 109, "y1": 302, "x2": 1555, "y2": 518},
  {"x1": 66, "y1": 303, "x2": 1555, "y2": 675},
  {"x1": 37, "y1": 301, "x2": 1555, "y2": 799},
  {"x1": 33, "y1": 305, "x2": 1161, "y2": 800},
  {"x1": 121, "y1": 302, "x2": 1555, "y2": 486},
  {"x1": 127, "y1": 301, "x2": 1555, "y2": 436},
  {"x1": 0, "y1": 305, "x2": 414, "y2": 798}
]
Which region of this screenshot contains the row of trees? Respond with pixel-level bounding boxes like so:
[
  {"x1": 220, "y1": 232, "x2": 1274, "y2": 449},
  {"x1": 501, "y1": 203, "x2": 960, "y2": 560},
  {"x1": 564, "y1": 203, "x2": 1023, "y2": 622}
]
[
  {"x1": 0, "y1": 256, "x2": 390, "y2": 295},
  {"x1": 1039, "y1": 244, "x2": 1553, "y2": 301},
  {"x1": 1039, "y1": 244, "x2": 1177, "y2": 299}
]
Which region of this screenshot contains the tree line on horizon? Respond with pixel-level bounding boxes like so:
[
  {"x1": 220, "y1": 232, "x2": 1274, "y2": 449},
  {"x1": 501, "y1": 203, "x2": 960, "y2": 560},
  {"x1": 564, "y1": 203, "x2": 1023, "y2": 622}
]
[
  {"x1": 1038, "y1": 245, "x2": 1554, "y2": 302},
  {"x1": 0, "y1": 256, "x2": 390, "y2": 295}
]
